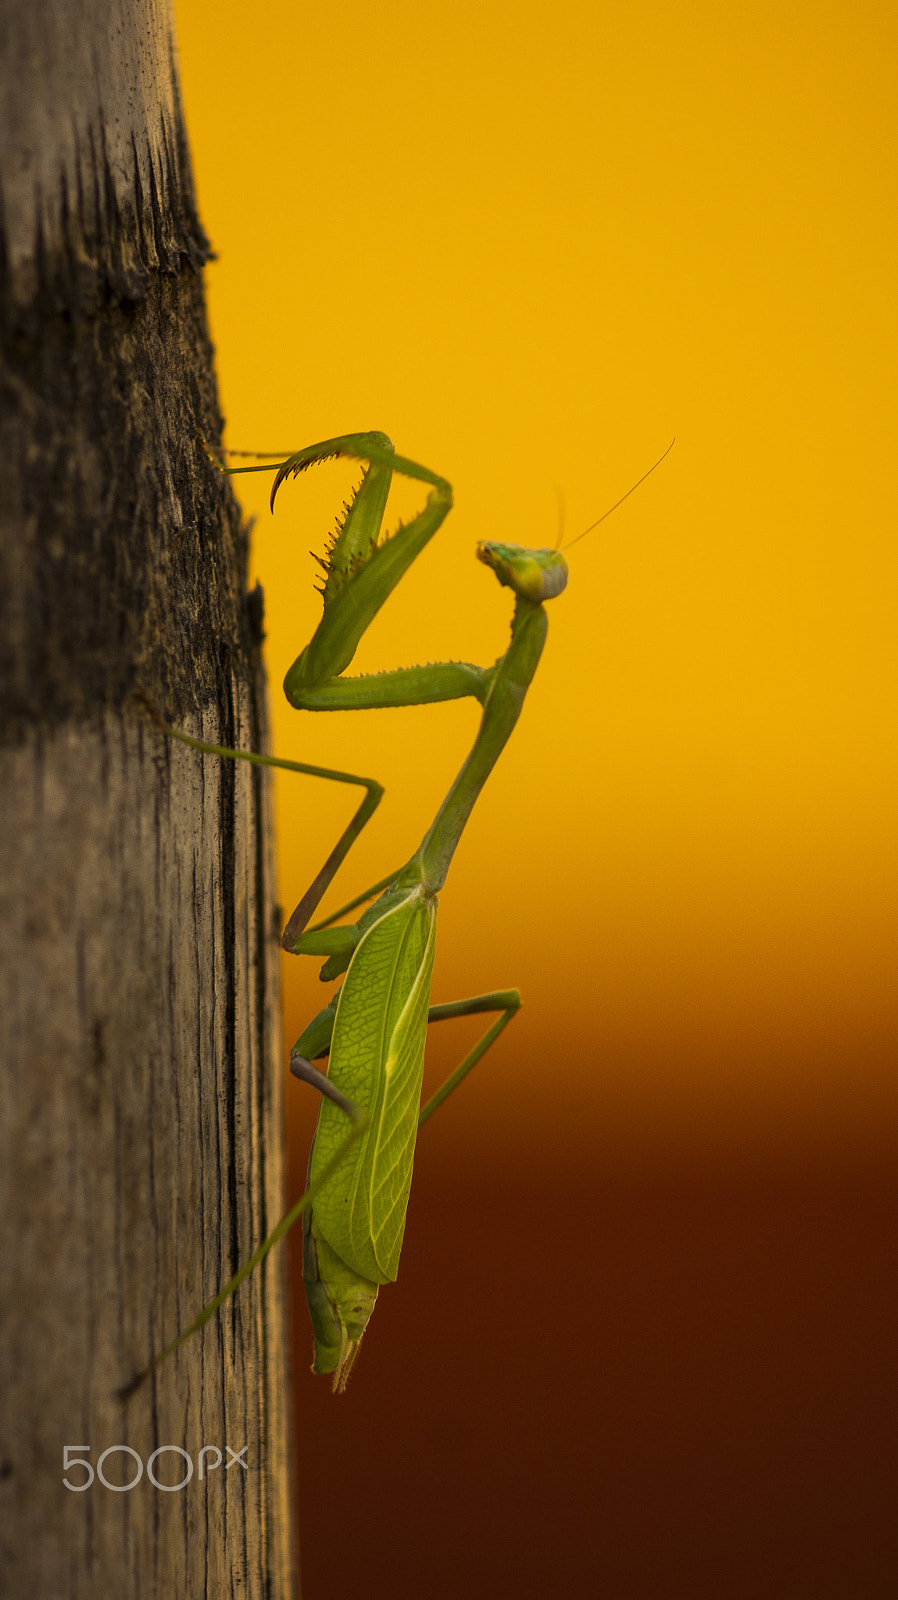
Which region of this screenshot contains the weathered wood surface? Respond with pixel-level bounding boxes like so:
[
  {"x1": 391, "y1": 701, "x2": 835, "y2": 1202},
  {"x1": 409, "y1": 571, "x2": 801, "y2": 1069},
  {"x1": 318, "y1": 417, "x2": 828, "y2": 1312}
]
[{"x1": 0, "y1": 3, "x2": 296, "y2": 1594}]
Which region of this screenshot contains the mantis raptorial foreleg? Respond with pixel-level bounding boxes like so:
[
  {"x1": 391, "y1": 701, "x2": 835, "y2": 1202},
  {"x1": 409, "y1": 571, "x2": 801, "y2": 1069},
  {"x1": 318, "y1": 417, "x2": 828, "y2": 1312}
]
[{"x1": 126, "y1": 430, "x2": 669, "y2": 1395}]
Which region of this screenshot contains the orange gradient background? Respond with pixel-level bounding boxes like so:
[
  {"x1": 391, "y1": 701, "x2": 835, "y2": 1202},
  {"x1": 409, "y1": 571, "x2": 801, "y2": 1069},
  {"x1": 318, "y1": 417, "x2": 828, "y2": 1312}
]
[{"x1": 174, "y1": 3, "x2": 896, "y2": 1595}]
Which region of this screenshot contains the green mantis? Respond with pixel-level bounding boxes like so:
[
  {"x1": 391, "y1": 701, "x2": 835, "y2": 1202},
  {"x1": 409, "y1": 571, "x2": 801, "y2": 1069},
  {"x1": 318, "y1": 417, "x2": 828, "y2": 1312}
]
[{"x1": 141, "y1": 431, "x2": 669, "y2": 1394}]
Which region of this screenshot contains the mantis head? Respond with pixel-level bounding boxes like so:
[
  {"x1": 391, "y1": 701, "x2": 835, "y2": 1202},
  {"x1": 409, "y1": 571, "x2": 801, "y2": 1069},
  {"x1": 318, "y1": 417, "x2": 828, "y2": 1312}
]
[{"x1": 476, "y1": 542, "x2": 570, "y2": 602}]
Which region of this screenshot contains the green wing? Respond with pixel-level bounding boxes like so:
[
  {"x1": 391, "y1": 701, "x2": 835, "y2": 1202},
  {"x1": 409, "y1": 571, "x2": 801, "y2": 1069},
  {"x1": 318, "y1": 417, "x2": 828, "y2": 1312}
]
[{"x1": 308, "y1": 886, "x2": 437, "y2": 1283}]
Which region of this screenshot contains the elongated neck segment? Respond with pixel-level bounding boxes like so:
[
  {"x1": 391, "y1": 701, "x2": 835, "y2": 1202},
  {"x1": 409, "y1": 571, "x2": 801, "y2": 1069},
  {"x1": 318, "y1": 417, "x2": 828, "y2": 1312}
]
[{"x1": 414, "y1": 596, "x2": 549, "y2": 893}]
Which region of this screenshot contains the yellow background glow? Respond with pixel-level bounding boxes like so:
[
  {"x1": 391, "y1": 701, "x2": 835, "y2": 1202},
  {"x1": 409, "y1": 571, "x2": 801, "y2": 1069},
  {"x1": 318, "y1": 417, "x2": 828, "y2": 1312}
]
[{"x1": 176, "y1": 0, "x2": 896, "y2": 1173}]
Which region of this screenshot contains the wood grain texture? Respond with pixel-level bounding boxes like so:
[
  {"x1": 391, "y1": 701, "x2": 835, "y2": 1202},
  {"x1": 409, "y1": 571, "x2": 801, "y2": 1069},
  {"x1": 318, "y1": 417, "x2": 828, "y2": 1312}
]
[{"x1": 0, "y1": 2, "x2": 296, "y2": 1593}]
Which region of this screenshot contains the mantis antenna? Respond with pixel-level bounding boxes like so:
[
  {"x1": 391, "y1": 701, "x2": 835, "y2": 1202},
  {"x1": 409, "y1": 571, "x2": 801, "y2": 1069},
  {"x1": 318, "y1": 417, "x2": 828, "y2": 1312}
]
[{"x1": 562, "y1": 437, "x2": 675, "y2": 552}]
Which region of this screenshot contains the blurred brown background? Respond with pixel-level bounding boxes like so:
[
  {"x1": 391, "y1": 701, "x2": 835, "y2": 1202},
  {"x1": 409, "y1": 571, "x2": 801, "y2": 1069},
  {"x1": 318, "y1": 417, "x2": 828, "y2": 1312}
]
[{"x1": 288, "y1": 1149, "x2": 895, "y2": 1597}]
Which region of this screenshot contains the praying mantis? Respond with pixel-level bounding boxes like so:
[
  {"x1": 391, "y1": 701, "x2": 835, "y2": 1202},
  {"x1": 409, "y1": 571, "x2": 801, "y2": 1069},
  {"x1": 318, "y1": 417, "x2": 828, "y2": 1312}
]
[{"x1": 137, "y1": 431, "x2": 671, "y2": 1394}]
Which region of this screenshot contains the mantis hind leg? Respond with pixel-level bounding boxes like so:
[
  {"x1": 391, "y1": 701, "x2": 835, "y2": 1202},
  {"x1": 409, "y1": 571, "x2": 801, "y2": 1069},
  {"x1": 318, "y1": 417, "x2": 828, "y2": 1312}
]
[
  {"x1": 117, "y1": 1060, "x2": 368, "y2": 1398},
  {"x1": 418, "y1": 989, "x2": 521, "y2": 1125},
  {"x1": 290, "y1": 986, "x2": 521, "y2": 1122}
]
